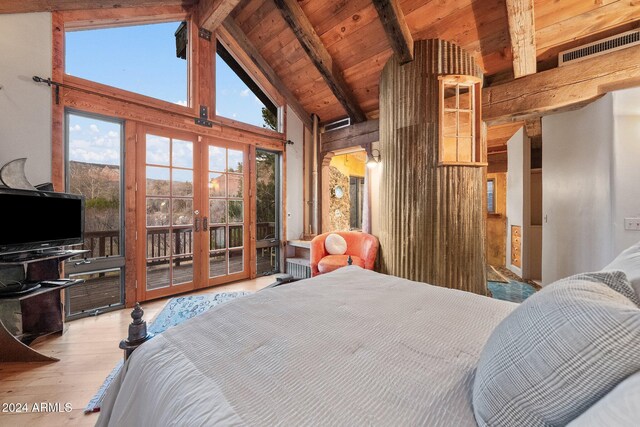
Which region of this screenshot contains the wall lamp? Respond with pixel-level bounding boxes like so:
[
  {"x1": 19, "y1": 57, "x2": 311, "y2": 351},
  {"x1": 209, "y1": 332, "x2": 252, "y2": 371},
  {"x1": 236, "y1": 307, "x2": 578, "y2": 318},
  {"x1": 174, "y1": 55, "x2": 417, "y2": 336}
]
[{"x1": 366, "y1": 149, "x2": 381, "y2": 168}]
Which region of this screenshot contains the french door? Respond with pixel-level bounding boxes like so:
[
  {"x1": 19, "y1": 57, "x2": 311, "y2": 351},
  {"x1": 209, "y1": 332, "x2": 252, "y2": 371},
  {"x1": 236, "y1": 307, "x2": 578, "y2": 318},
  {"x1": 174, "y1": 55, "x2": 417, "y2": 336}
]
[{"x1": 137, "y1": 127, "x2": 250, "y2": 300}]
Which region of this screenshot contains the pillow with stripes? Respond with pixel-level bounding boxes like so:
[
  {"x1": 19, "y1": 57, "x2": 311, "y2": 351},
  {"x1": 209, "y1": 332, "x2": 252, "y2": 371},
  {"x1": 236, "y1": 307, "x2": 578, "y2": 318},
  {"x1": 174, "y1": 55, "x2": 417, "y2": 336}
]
[{"x1": 472, "y1": 271, "x2": 640, "y2": 427}]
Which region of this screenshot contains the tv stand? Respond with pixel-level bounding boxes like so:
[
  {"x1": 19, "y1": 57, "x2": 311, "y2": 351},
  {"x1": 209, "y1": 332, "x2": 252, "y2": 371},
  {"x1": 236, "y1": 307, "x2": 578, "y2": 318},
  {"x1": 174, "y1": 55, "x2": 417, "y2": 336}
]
[{"x1": 0, "y1": 249, "x2": 88, "y2": 362}]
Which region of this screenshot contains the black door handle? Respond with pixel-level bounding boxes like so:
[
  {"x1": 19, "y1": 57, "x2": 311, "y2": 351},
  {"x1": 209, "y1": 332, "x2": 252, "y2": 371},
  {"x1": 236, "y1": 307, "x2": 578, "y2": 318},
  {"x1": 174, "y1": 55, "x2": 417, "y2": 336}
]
[
  {"x1": 203, "y1": 216, "x2": 208, "y2": 231},
  {"x1": 195, "y1": 217, "x2": 200, "y2": 232}
]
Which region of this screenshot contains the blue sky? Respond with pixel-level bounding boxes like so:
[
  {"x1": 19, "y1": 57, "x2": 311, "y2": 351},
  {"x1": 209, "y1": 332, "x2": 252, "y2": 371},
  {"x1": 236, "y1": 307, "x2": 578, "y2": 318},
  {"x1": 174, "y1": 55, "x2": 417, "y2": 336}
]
[{"x1": 65, "y1": 22, "x2": 270, "y2": 165}]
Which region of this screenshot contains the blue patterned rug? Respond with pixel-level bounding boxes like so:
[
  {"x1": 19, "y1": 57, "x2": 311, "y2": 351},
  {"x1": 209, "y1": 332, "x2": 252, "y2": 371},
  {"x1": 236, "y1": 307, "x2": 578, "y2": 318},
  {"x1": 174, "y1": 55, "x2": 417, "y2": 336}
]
[
  {"x1": 85, "y1": 291, "x2": 251, "y2": 413},
  {"x1": 488, "y1": 280, "x2": 537, "y2": 303}
]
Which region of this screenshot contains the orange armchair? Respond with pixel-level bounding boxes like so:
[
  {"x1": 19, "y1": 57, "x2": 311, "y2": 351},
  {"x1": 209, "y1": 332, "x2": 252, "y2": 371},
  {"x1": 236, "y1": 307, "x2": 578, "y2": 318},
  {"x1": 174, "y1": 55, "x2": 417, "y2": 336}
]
[{"x1": 310, "y1": 231, "x2": 379, "y2": 277}]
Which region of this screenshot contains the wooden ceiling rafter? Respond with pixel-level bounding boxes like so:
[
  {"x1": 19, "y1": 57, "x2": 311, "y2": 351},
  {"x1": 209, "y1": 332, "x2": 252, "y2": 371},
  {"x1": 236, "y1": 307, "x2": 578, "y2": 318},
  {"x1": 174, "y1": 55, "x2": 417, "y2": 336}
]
[
  {"x1": 198, "y1": 0, "x2": 242, "y2": 32},
  {"x1": 272, "y1": 0, "x2": 367, "y2": 123},
  {"x1": 372, "y1": 0, "x2": 414, "y2": 64},
  {"x1": 505, "y1": 0, "x2": 537, "y2": 78},
  {"x1": 321, "y1": 119, "x2": 379, "y2": 154}
]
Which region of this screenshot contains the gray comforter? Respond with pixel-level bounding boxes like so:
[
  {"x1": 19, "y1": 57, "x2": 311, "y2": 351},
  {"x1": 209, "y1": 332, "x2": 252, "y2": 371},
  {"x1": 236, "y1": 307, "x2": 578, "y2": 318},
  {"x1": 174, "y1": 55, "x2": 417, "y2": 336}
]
[{"x1": 97, "y1": 266, "x2": 516, "y2": 426}]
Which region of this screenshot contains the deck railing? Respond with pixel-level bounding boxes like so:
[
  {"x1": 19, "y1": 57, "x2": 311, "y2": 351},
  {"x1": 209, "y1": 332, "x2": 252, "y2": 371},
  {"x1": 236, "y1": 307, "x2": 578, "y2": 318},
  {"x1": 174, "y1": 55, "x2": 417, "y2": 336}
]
[{"x1": 83, "y1": 222, "x2": 277, "y2": 261}]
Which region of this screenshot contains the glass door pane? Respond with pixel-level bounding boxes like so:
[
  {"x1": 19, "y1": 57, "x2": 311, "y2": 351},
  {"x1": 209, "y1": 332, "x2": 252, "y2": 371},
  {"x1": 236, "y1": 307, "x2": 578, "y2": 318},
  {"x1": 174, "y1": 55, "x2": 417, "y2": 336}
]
[
  {"x1": 145, "y1": 134, "x2": 195, "y2": 291},
  {"x1": 206, "y1": 145, "x2": 246, "y2": 278},
  {"x1": 256, "y1": 150, "x2": 280, "y2": 275},
  {"x1": 65, "y1": 112, "x2": 124, "y2": 318}
]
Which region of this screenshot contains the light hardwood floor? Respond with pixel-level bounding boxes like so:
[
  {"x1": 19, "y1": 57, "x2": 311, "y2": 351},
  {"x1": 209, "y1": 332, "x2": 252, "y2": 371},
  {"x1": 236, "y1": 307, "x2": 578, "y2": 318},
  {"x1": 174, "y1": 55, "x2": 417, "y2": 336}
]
[{"x1": 0, "y1": 275, "x2": 275, "y2": 427}]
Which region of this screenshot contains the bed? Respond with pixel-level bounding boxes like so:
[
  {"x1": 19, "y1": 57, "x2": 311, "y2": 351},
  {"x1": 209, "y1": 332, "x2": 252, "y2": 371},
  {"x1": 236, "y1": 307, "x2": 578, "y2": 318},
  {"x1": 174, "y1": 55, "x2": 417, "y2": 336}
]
[
  {"x1": 97, "y1": 258, "x2": 640, "y2": 427},
  {"x1": 97, "y1": 266, "x2": 516, "y2": 426}
]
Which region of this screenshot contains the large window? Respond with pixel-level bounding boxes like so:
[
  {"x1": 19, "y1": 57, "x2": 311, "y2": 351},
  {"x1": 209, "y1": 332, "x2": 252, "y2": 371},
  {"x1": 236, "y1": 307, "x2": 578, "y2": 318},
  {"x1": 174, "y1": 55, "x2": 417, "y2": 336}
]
[
  {"x1": 216, "y1": 41, "x2": 279, "y2": 130},
  {"x1": 65, "y1": 22, "x2": 189, "y2": 106},
  {"x1": 439, "y1": 75, "x2": 482, "y2": 165},
  {"x1": 65, "y1": 112, "x2": 125, "y2": 318}
]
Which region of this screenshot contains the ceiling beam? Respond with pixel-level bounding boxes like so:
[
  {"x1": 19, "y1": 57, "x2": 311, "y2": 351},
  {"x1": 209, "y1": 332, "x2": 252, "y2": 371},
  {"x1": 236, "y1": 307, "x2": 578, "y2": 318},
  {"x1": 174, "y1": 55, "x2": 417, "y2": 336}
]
[
  {"x1": 220, "y1": 17, "x2": 312, "y2": 129},
  {"x1": 321, "y1": 120, "x2": 379, "y2": 153},
  {"x1": 372, "y1": 0, "x2": 414, "y2": 65},
  {"x1": 506, "y1": 0, "x2": 537, "y2": 78},
  {"x1": 198, "y1": 0, "x2": 240, "y2": 32},
  {"x1": 0, "y1": 1, "x2": 194, "y2": 14},
  {"x1": 483, "y1": 44, "x2": 640, "y2": 125},
  {"x1": 272, "y1": 0, "x2": 367, "y2": 123}
]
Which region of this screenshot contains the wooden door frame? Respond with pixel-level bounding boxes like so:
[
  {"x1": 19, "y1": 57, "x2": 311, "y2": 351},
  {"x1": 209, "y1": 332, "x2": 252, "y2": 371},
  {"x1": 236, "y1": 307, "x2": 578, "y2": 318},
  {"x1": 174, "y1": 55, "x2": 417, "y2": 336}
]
[
  {"x1": 136, "y1": 125, "x2": 202, "y2": 302},
  {"x1": 198, "y1": 136, "x2": 252, "y2": 288}
]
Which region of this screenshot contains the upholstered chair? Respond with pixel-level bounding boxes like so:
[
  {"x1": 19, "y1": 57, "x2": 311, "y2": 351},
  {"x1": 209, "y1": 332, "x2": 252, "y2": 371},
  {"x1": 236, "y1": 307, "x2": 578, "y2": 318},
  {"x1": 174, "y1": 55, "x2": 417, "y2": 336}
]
[{"x1": 310, "y1": 231, "x2": 379, "y2": 277}]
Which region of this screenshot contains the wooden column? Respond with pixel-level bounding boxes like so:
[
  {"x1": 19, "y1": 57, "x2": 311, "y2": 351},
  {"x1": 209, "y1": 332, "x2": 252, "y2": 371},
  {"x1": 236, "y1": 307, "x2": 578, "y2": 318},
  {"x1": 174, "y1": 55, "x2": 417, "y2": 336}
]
[{"x1": 378, "y1": 39, "x2": 487, "y2": 295}]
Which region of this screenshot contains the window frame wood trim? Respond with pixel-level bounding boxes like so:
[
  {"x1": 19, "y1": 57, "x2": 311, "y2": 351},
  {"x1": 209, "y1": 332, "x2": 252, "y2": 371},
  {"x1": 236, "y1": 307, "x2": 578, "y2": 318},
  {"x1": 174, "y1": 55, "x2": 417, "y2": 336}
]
[
  {"x1": 62, "y1": 8, "x2": 198, "y2": 117},
  {"x1": 438, "y1": 75, "x2": 484, "y2": 167}
]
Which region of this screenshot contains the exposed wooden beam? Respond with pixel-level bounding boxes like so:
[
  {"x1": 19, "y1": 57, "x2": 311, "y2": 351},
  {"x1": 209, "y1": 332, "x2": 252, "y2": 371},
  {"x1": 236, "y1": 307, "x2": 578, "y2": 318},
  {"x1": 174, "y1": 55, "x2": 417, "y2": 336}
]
[
  {"x1": 483, "y1": 44, "x2": 640, "y2": 125},
  {"x1": 220, "y1": 17, "x2": 312, "y2": 129},
  {"x1": 197, "y1": 0, "x2": 240, "y2": 32},
  {"x1": 506, "y1": 0, "x2": 537, "y2": 78},
  {"x1": 0, "y1": 0, "x2": 194, "y2": 14},
  {"x1": 372, "y1": 0, "x2": 414, "y2": 64},
  {"x1": 321, "y1": 120, "x2": 379, "y2": 153},
  {"x1": 272, "y1": 0, "x2": 367, "y2": 123}
]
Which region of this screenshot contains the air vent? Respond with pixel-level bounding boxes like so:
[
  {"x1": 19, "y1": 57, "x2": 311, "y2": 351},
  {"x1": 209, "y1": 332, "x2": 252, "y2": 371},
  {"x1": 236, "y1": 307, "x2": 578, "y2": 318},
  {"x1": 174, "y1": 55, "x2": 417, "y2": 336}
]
[
  {"x1": 559, "y1": 29, "x2": 640, "y2": 66},
  {"x1": 324, "y1": 117, "x2": 351, "y2": 132}
]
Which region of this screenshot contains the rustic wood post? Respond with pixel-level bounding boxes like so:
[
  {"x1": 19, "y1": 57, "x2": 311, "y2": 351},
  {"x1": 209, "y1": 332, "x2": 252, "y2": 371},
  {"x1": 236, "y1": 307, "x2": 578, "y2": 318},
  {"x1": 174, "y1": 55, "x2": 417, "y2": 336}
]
[{"x1": 378, "y1": 39, "x2": 487, "y2": 295}]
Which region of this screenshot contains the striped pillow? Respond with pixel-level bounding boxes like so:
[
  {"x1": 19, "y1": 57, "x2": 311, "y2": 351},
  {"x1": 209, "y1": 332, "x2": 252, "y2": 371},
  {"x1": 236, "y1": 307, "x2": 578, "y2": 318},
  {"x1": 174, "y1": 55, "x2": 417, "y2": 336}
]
[{"x1": 472, "y1": 271, "x2": 640, "y2": 427}]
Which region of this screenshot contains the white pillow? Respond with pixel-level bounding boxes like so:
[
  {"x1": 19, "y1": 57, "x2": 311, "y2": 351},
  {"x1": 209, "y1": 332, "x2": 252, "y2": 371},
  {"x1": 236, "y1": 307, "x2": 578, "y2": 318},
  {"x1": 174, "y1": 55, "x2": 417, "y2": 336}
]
[
  {"x1": 325, "y1": 233, "x2": 347, "y2": 255},
  {"x1": 472, "y1": 271, "x2": 640, "y2": 426},
  {"x1": 568, "y1": 371, "x2": 640, "y2": 427},
  {"x1": 602, "y1": 240, "x2": 640, "y2": 297}
]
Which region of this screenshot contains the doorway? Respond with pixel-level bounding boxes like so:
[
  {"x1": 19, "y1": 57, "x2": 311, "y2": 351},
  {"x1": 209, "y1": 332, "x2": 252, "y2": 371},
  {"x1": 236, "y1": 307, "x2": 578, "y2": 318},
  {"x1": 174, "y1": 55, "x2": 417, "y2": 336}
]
[
  {"x1": 137, "y1": 127, "x2": 250, "y2": 300},
  {"x1": 255, "y1": 149, "x2": 281, "y2": 276}
]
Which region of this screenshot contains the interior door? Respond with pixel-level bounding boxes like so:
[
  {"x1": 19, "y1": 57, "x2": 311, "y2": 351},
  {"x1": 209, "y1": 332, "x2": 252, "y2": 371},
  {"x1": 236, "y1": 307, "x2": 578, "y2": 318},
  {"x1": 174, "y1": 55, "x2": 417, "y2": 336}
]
[
  {"x1": 201, "y1": 140, "x2": 250, "y2": 286},
  {"x1": 138, "y1": 128, "x2": 200, "y2": 300}
]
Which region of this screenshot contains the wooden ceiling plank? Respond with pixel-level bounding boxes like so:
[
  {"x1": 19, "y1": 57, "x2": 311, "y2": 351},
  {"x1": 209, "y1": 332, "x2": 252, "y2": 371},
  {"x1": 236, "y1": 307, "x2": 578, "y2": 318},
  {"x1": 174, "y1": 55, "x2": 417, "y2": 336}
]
[
  {"x1": 483, "y1": 44, "x2": 640, "y2": 124},
  {"x1": 536, "y1": 1, "x2": 640, "y2": 52},
  {"x1": 506, "y1": 0, "x2": 537, "y2": 77},
  {"x1": 198, "y1": 0, "x2": 242, "y2": 32},
  {"x1": 372, "y1": 0, "x2": 414, "y2": 64},
  {"x1": 272, "y1": 0, "x2": 367, "y2": 123},
  {"x1": 534, "y1": 0, "x2": 618, "y2": 31},
  {"x1": 220, "y1": 17, "x2": 312, "y2": 128},
  {"x1": 0, "y1": 0, "x2": 194, "y2": 14},
  {"x1": 487, "y1": 121, "x2": 524, "y2": 149}
]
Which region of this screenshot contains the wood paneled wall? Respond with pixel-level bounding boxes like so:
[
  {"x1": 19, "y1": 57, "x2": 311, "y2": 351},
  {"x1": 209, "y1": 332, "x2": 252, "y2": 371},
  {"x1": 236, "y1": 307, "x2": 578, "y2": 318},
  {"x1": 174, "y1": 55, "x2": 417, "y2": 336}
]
[{"x1": 378, "y1": 39, "x2": 487, "y2": 295}]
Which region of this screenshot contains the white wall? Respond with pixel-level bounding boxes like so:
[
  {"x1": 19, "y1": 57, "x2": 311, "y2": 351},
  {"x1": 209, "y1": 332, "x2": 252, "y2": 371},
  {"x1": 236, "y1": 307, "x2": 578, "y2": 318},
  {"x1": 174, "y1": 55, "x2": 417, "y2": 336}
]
[
  {"x1": 285, "y1": 105, "x2": 305, "y2": 240},
  {"x1": 506, "y1": 127, "x2": 525, "y2": 277},
  {"x1": 0, "y1": 13, "x2": 53, "y2": 186},
  {"x1": 542, "y1": 95, "x2": 614, "y2": 284},
  {"x1": 612, "y1": 87, "x2": 640, "y2": 255}
]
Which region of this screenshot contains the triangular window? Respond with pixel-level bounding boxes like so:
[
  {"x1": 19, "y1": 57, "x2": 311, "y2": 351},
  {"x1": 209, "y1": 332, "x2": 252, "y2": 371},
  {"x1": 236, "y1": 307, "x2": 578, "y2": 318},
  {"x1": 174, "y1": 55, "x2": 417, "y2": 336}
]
[{"x1": 216, "y1": 41, "x2": 279, "y2": 131}]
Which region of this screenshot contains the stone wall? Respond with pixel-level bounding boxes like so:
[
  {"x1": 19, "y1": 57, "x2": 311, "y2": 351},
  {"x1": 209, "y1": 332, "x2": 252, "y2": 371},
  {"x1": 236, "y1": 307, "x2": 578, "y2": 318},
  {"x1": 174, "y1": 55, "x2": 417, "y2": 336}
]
[{"x1": 329, "y1": 166, "x2": 350, "y2": 231}]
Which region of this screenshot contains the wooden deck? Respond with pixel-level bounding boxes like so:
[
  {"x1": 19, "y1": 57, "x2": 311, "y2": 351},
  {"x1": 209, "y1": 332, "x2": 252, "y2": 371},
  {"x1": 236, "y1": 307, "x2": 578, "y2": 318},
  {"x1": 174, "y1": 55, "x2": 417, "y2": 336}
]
[{"x1": 68, "y1": 251, "x2": 278, "y2": 315}]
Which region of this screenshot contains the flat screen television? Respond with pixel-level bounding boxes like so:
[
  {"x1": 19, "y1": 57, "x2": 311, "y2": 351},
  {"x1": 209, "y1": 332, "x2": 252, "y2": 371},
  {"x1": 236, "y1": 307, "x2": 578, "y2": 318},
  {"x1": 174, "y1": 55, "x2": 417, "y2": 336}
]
[{"x1": 0, "y1": 188, "x2": 85, "y2": 255}]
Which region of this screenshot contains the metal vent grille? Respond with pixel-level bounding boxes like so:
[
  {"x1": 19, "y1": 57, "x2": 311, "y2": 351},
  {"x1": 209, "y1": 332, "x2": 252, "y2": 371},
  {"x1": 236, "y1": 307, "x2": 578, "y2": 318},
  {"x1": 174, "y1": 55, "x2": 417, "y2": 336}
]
[
  {"x1": 559, "y1": 29, "x2": 640, "y2": 66},
  {"x1": 324, "y1": 117, "x2": 351, "y2": 132}
]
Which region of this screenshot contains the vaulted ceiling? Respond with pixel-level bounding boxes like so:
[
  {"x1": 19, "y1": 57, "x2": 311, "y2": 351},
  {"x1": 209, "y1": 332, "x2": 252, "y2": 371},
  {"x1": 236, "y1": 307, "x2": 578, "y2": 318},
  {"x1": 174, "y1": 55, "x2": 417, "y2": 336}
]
[
  {"x1": 229, "y1": 0, "x2": 640, "y2": 123},
  {"x1": 3, "y1": 0, "x2": 640, "y2": 126}
]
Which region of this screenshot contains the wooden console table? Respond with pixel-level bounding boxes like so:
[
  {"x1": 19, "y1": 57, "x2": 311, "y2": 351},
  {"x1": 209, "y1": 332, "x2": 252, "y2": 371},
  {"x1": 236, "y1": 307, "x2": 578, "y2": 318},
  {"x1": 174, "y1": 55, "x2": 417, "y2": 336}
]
[{"x1": 0, "y1": 250, "x2": 87, "y2": 362}]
